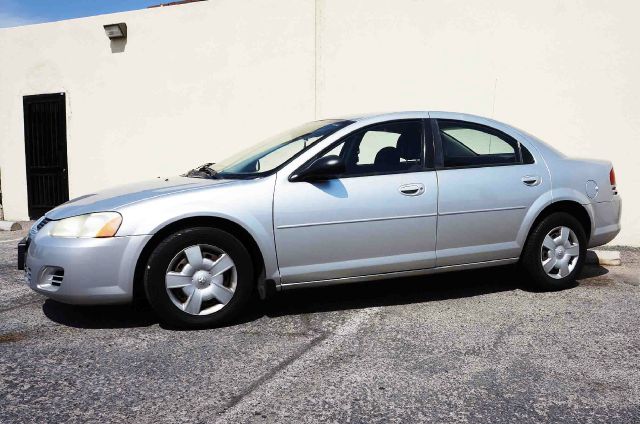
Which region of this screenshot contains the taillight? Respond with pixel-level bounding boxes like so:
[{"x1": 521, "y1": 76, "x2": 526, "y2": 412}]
[
  {"x1": 610, "y1": 167, "x2": 618, "y2": 195},
  {"x1": 609, "y1": 168, "x2": 616, "y2": 186}
]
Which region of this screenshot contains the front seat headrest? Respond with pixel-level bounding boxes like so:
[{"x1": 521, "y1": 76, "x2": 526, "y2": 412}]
[
  {"x1": 374, "y1": 146, "x2": 400, "y2": 171},
  {"x1": 397, "y1": 131, "x2": 421, "y2": 160}
]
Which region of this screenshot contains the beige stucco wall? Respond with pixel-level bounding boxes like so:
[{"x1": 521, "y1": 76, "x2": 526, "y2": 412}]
[
  {"x1": 1, "y1": 0, "x2": 639, "y2": 245},
  {"x1": 316, "y1": 0, "x2": 640, "y2": 245},
  {"x1": 0, "y1": 0, "x2": 316, "y2": 219}
]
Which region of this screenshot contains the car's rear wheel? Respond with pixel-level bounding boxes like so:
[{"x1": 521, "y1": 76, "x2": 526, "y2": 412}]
[
  {"x1": 144, "y1": 227, "x2": 254, "y2": 328},
  {"x1": 522, "y1": 212, "x2": 587, "y2": 290}
]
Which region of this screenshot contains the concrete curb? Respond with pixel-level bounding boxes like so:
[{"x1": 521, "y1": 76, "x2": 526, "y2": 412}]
[
  {"x1": 586, "y1": 250, "x2": 621, "y2": 266},
  {"x1": 0, "y1": 221, "x2": 22, "y2": 231}
]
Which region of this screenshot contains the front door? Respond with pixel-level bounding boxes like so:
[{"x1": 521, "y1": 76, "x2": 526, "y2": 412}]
[
  {"x1": 23, "y1": 93, "x2": 69, "y2": 219},
  {"x1": 273, "y1": 120, "x2": 438, "y2": 284}
]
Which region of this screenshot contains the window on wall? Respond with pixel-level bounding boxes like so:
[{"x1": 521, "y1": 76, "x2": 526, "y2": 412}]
[
  {"x1": 317, "y1": 120, "x2": 424, "y2": 177},
  {"x1": 438, "y1": 120, "x2": 520, "y2": 168}
]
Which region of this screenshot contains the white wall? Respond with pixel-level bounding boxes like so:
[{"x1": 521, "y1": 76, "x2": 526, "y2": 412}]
[
  {"x1": 1, "y1": 0, "x2": 639, "y2": 245},
  {"x1": 0, "y1": 0, "x2": 316, "y2": 218},
  {"x1": 316, "y1": 0, "x2": 639, "y2": 245}
]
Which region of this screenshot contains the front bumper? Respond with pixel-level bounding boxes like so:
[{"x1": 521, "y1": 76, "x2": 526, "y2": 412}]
[{"x1": 24, "y1": 231, "x2": 152, "y2": 305}]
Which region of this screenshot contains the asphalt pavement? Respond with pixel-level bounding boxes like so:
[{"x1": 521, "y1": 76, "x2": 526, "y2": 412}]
[{"x1": 1, "y1": 227, "x2": 639, "y2": 423}]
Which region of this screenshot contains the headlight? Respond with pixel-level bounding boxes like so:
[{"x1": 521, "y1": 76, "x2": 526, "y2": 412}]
[{"x1": 49, "y1": 212, "x2": 122, "y2": 238}]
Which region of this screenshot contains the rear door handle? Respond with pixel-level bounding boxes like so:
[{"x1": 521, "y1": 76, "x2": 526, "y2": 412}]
[
  {"x1": 399, "y1": 183, "x2": 425, "y2": 196},
  {"x1": 521, "y1": 175, "x2": 541, "y2": 186}
]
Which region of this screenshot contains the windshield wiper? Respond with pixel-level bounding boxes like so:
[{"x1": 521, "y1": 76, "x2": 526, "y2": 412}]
[{"x1": 183, "y1": 163, "x2": 220, "y2": 179}]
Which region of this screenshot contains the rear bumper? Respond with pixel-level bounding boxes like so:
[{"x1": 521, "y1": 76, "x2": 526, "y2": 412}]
[
  {"x1": 588, "y1": 197, "x2": 622, "y2": 248},
  {"x1": 25, "y1": 232, "x2": 152, "y2": 305}
]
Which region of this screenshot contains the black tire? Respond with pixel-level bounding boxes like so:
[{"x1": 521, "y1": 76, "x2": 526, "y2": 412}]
[
  {"x1": 144, "y1": 227, "x2": 254, "y2": 328},
  {"x1": 521, "y1": 212, "x2": 587, "y2": 290}
]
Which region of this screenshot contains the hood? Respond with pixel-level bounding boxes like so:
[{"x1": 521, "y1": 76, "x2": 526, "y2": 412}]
[{"x1": 47, "y1": 176, "x2": 236, "y2": 220}]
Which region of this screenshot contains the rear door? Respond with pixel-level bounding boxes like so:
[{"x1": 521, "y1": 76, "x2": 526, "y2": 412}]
[
  {"x1": 273, "y1": 120, "x2": 438, "y2": 284},
  {"x1": 433, "y1": 118, "x2": 550, "y2": 266}
]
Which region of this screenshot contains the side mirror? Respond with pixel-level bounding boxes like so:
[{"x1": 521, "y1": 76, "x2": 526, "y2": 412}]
[{"x1": 290, "y1": 155, "x2": 345, "y2": 182}]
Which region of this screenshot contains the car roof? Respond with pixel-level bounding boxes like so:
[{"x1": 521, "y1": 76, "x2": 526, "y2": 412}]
[
  {"x1": 327, "y1": 111, "x2": 428, "y2": 121},
  {"x1": 328, "y1": 110, "x2": 500, "y2": 124}
]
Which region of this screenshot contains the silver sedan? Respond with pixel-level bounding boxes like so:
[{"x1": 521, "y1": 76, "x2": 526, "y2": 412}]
[{"x1": 20, "y1": 112, "x2": 622, "y2": 328}]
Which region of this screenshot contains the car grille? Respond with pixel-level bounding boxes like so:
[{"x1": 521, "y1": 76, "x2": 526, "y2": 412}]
[
  {"x1": 29, "y1": 217, "x2": 51, "y2": 237},
  {"x1": 25, "y1": 267, "x2": 32, "y2": 284},
  {"x1": 51, "y1": 269, "x2": 64, "y2": 287},
  {"x1": 36, "y1": 218, "x2": 51, "y2": 231}
]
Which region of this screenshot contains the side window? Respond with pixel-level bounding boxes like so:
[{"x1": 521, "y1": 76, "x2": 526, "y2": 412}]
[
  {"x1": 319, "y1": 121, "x2": 424, "y2": 177},
  {"x1": 521, "y1": 144, "x2": 535, "y2": 164},
  {"x1": 356, "y1": 131, "x2": 401, "y2": 164},
  {"x1": 438, "y1": 120, "x2": 520, "y2": 168}
]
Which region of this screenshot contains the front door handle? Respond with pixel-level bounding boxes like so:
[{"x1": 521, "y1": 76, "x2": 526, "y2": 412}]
[
  {"x1": 521, "y1": 175, "x2": 541, "y2": 186},
  {"x1": 399, "y1": 183, "x2": 425, "y2": 196}
]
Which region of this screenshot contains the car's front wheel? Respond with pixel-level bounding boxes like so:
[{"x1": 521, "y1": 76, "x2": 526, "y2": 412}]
[
  {"x1": 522, "y1": 212, "x2": 587, "y2": 290},
  {"x1": 144, "y1": 227, "x2": 254, "y2": 328}
]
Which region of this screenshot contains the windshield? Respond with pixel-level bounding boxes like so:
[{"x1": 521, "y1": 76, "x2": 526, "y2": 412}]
[{"x1": 187, "y1": 120, "x2": 352, "y2": 178}]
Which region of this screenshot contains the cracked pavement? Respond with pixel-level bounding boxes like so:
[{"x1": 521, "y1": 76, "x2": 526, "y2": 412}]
[{"x1": 1, "y1": 227, "x2": 639, "y2": 423}]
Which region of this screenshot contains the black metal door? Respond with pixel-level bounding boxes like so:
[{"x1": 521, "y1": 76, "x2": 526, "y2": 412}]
[{"x1": 23, "y1": 93, "x2": 69, "y2": 219}]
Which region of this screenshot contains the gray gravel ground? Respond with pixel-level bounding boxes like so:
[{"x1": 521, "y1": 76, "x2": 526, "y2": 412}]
[{"x1": 1, "y1": 228, "x2": 639, "y2": 423}]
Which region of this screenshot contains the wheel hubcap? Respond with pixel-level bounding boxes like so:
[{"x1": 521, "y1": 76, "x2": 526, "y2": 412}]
[
  {"x1": 165, "y1": 244, "x2": 237, "y2": 316},
  {"x1": 540, "y1": 226, "x2": 580, "y2": 279}
]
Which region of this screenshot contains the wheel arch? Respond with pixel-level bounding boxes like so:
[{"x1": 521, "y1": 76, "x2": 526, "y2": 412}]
[
  {"x1": 132, "y1": 216, "x2": 267, "y2": 302},
  {"x1": 523, "y1": 200, "x2": 593, "y2": 252}
]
